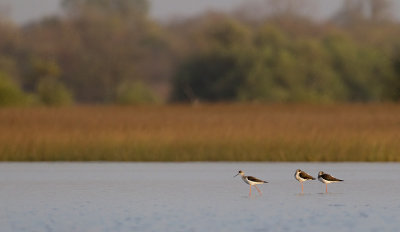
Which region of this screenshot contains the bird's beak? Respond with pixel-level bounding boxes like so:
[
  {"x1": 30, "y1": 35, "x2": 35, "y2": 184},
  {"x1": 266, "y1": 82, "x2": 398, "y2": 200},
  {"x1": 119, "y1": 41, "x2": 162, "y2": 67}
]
[{"x1": 234, "y1": 173, "x2": 239, "y2": 177}]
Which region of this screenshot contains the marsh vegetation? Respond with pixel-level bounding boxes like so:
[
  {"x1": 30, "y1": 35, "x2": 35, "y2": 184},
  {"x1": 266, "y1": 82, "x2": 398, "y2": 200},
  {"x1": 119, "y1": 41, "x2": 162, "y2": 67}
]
[{"x1": 1, "y1": 104, "x2": 399, "y2": 161}]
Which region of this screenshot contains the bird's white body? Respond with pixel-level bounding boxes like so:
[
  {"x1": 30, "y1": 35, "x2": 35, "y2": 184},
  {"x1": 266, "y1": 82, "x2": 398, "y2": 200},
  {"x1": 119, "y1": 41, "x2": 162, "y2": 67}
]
[
  {"x1": 318, "y1": 176, "x2": 331, "y2": 184},
  {"x1": 295, "y1": 171, "x2": 304, "y2": 182},
  {"x1": 241, "y1": 176, "x2": 264, "y2": 186},
  {"x1": 318, "y1": 176, "x2": 341, "y2": 184}
]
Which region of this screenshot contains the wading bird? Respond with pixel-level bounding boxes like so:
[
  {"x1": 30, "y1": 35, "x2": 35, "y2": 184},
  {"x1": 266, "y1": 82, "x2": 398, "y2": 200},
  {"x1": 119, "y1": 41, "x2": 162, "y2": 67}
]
[
  {"x1": 294, "y1": 169, "x2": 315, "y2": 193},
  {"x1": 234, "y1": 170, "x2": 268, "y2": 197},
  {"x1": 318, "y1": 171, "x2": 343, "y2": 193}
]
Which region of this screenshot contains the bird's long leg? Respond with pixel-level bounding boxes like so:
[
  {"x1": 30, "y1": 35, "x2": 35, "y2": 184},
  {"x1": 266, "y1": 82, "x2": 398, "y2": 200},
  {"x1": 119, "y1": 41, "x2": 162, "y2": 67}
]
[
  {"x1": 255, "y1": 185, "x2": 262, "y2": 195},
  {"x1": 325, "y1": 184, "x2": 328, "y2": 193},
  {"x1": 301, "y1": 182, "x2": 304, "y2": 193},
  {"x1": 249, "y1": 185, "x2": 252, "y2": 197}
]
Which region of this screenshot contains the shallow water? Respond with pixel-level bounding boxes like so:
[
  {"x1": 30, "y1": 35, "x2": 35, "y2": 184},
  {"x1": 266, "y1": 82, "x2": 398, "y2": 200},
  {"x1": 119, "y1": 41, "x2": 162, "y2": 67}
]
[{"x1": 0, "y1": 162, "x2": 399, "y2": 232}]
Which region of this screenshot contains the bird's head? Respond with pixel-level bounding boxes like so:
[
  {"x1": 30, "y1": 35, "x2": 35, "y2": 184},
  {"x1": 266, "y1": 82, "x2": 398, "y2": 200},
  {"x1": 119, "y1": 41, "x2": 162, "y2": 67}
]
[{"x1": 234, "y1": 170, "x2": 244, "y2": 177}]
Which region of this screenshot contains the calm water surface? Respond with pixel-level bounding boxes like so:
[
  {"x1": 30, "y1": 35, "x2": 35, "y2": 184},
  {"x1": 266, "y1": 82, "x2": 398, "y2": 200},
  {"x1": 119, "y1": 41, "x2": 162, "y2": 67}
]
[{"x1": 0, "y1": 162, "x2": 399, "y2": 232}]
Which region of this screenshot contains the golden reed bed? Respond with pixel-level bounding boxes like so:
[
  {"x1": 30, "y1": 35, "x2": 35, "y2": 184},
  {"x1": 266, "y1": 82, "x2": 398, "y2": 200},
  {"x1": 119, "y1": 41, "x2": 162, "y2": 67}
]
[{"x1": 0, "y1": 104, "x2": 399, "y2": 161}]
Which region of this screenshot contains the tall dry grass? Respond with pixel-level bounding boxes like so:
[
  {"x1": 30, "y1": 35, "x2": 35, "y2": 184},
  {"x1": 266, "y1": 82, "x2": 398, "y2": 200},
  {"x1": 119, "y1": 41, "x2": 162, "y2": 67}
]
[{"x1": 0, "y1": 104, "x2": 399, "y2": 161}]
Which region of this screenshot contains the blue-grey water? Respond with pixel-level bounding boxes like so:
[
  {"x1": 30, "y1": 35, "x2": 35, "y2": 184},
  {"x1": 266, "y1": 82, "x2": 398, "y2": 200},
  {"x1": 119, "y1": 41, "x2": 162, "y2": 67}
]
[{"x1": 0, "y1": 162, "x2": 399, "y2": 232}]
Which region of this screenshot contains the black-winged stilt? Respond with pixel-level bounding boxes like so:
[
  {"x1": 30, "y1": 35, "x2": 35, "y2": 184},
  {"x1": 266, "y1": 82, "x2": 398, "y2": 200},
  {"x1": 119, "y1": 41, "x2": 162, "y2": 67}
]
[
  {"x1": 318, "y1": 171, "x2": 343, "y2": 193},
  {"x1": 294, "y1": 169, "x2": 315, "y2": 193},
  {"x1": 234, "y1": 170, "x2": 268, "y2": 197}
]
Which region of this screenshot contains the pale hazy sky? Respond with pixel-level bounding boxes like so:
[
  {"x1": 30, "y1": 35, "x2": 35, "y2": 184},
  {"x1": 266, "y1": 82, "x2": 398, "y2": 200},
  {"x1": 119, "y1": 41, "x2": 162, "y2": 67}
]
[{"x1": 0, "y1": 0, "x2": 397, "y2": 24}]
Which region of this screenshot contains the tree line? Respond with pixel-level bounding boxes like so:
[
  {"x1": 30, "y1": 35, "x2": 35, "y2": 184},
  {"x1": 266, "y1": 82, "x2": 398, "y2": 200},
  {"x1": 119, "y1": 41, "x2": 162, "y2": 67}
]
[{"x1": 1, "y1": 0, "x2": 400, "y2": 106}]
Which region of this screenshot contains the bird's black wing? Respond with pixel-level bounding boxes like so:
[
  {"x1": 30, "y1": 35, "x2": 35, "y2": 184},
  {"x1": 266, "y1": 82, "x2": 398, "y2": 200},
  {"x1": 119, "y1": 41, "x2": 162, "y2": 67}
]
[
  {"x1": 321, "y1": 174, "x2": 343, "y2": 182},
  {"x1": 299, "y1": 171, "x2": 315, "y2": 180},
  {"x1": 247, "y1": 176, "x2": 268, "y2": 183}
]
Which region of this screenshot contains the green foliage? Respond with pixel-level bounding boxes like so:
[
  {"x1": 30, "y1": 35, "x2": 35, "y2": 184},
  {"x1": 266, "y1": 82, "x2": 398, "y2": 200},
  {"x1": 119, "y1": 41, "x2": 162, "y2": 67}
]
[
  {"x1": 36, "y1": 77, "x2": 74, "y2": 106},
  {"x1": 171, "y1": 17, "x2": 254, "y2": 102},
  {"x1": 172, "y1": 50, "x2": 247, "y2": 102},
  {"x1": 46, "y1": 0, "x2": 171, "y2": 103},
  {"x1": 2, "y1": 1, "x2": 400, "y2": 104},
  {"x1": 323, "y1": 33, "x2": 397, "y2": 101},
  {"x1": 115, "y1": 80, "x2": 159, "y2": 105},
  {"x1": 0, "y1": 71, "x2": 28, "y2": 106},
  {"x1": 24, "y1": 58, "x2": 61, "y2": 91},
  {"x1": 392, "y1": 46, "x2": 400, "y2": 101},
  {"x1": 172, "y1": 20, "x2": 400, "y2": 103},
  {"x1": 203, "y1": 16, "x2": 252, "y2": 49}
]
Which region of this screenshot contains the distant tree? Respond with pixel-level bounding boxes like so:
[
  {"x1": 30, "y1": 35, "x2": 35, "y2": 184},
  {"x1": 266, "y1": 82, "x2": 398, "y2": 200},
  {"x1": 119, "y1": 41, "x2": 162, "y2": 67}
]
[
  {"x1": 9, "y1": 0, "x2": 172, "y2": 103},
  {"x1": 21, "y1": 58, "x2": 74, "y2": 106},
  {"x1": 323, "y1": 32, "x2": 396, "y2": 101},
  {"x1": 333, "y1": 0, "x2": 393, "y2": 26},
  {"x1": 115, "y1": 80, "x2": 159, "y2": 105},
  {"x1": 241, "y1": 25, "x2": 348, "y2": 103},
  {"x1": 0, "y1": 21, "x2": 28, "y2": 106},
  {"x1": 172, "y1": 49, "x2": 251, "y2": 102},
  {"x1": 0, "y1": 71, "x2": 29, "y2": 106},
  {"x1": 203, "y1": 16, "x2": 252, "y2": 49},
  {"x1": 2, "y1": 0, "x2": 400, "y2": 104},
  {"x1": 62, "y1": 0, "x2": 149, "y2": 18},
  {"x1": 0, "y1": 56, "x2": 18, "y2": 83},
  {"x1": 332, "y1": 0, "x2": 365, "y2": 26},
  {"x1": 24, "y1": 58, "x2": 61, "y2": 92},
  {"x1": 36, "y1": 77, "x2": 73, "y2": 106},
  {"x1": 0, "y1": 21, "x2": 20, "y2": 74},
  {"x1": 171, "y1": 15, "x2": 400, "y2": 103},
  {"x1": 171, "y1": 17, "x2": 253, "y2": 102},
  {"x1": 369, "y1": 0, "x2": 393, "y2": 22},
  {"x1": 263, "y1": 0, "x2": 312, "y2": 19},
  {"x1": 391, "y1": 46, "x2": 400, "y2": 101}
]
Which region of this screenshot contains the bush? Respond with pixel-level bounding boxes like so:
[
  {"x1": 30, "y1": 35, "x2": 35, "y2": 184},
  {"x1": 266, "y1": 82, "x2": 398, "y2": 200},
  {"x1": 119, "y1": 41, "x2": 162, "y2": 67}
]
[
  {"x1": 0, "y1": 72, "x2": 29, "y2": 106},
  {"x1": 115, "y1": 81, "x2": 159, "y2": 105},
  {"x1": 171, "y1": 21, "x2": 400, "y2": 103},
  {"x1": 171, "y1": 50, "x2": 250, "y2": 102},
  {"x1": 36, "y1": 77, "x2": 74, "y2": 106}
]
